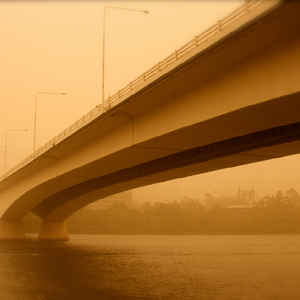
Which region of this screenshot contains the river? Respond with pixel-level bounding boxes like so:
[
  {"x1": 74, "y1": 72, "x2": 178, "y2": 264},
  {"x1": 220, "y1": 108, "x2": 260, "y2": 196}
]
[{"x1": 0, "y1": 234, "x2": 299, "y2": 299}]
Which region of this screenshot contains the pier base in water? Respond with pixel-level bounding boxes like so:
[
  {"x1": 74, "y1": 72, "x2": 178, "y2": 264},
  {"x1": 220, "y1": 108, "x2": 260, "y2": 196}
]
[
  {"x1": 0, "y1": 220, "x2": 26, "y2": 240},
  {"x1": 38, "y1": 220, "x2": 69, "y2": 241}
]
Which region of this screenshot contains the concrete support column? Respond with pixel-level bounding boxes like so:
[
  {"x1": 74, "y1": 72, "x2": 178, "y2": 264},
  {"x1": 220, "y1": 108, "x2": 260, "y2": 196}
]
[
  {"x1": 0, "y1": 219, "x2": 26, "y2": 240},
  {"x1": 38, "y1": 220, "x2": 69, "y2": 241}
]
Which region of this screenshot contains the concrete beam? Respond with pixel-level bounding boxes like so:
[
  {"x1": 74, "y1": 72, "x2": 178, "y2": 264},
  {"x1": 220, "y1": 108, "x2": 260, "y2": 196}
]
[
  {"x1": 38, "y1": 220, "x2": 69, "y2": 241},
  {"x1": 0, "y1": 220, "x2": 26, "y2": 240}
]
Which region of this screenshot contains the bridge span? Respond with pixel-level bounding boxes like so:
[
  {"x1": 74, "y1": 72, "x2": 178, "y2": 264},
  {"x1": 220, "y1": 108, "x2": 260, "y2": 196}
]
[{"x1": 1, "y1": 0, "x2": 300, "y2": 240}]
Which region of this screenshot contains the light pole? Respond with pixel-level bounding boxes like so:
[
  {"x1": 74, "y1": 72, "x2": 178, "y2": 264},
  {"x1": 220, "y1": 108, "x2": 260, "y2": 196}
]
[
  {"x1": 102, "y1": 6, "x2": 149, "y2": 112},
  {"x1": 34, "y1": 92, "x2": 66, "y2": 153},
  {"x1": 4, "y1": 129, "x2": 28, "y2": 173}
]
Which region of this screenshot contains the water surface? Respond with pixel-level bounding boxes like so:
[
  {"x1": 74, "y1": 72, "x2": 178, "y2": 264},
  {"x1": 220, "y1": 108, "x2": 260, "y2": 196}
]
[{"x1": 0, "y1": 234, "x2": 299, "y2": 299}]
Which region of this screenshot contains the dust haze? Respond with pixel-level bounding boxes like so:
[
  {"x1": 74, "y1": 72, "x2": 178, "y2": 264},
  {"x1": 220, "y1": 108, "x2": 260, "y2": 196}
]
[{"x1": 0, "y1": 0, "x2": 299, "y2": 204}]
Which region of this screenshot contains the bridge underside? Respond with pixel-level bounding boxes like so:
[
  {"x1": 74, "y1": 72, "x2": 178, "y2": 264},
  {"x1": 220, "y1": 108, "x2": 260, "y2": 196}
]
[
  {"x1": 2, "y1": 121, "x2": 300, "y2": 240},
  {"x1": 32, "y1": 121, "x2": 300, "y2": 220},
  {"x1": 26, "y1": 122, "x2": 300, "y2": 240}
]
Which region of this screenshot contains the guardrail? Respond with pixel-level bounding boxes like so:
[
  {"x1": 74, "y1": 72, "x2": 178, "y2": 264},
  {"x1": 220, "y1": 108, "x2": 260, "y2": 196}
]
[{"x1": 0, "y1": 0, "x2": 264, "y2": 181}]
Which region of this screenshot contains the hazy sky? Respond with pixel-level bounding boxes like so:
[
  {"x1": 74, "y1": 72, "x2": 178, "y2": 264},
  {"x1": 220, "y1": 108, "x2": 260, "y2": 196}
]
[{"x1": 1, "y1": 0, "x2": 299, "y2": 203}]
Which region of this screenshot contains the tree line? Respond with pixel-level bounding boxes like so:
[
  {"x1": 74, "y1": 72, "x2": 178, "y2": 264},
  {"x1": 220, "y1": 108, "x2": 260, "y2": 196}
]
[{"x1": 24, "y1": 188, "x2": 300, "y2": 234}]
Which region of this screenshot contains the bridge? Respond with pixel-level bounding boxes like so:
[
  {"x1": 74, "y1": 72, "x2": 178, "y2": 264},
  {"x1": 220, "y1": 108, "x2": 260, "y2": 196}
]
[{"x1": 1, "y1": 0, "x2": 300, "y2": 240}]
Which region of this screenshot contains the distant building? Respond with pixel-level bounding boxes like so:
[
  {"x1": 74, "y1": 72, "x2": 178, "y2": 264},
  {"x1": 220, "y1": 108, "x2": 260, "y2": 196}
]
[
  {"x1": 88, "y1": 191, "x2": 133, "y2": 210},
  {"x1": 225, "y1": 187, "x2": 259, "y2": 210}
]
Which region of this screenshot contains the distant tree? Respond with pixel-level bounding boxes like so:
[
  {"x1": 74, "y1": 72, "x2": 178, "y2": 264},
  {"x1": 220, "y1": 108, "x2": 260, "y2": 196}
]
[
  {"x1": 64, "y1": 188, "x2": 300, "y2": 235},
  {"x1": 285, "y1": 188, "x2": 300, "y2": 209},
  {"x1": 203, "y1": 193, "x2": 216, "y2": 210}
]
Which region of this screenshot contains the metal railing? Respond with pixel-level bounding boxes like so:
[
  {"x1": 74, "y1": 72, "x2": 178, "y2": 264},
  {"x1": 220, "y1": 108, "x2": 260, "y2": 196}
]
[{"x1": 0, "y1": 0, "x2": 264, "y2": 181}]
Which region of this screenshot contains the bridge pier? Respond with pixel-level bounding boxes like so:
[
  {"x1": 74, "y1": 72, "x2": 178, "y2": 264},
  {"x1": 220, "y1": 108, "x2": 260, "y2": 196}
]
[
  {"x1": 0, "y1": 220, "x2": 26, "y2": 240},
  {"x1": 38, "y1": 220, "x2": 69, "y2": 241}
]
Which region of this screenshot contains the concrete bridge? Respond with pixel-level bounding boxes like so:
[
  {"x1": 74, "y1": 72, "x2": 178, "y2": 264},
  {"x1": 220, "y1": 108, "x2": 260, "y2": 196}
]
[{"x1": 1, "y1": 0, "x2": 300, "y2": 240}]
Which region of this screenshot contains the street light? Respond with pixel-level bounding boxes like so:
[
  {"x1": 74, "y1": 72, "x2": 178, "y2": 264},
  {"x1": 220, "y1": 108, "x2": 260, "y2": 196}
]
[
  {"x1": 102, "y1": 6, "x2": 149, "y2": 112},
  {"x1": 4, "y1": 129, "x2": 28, "y2": 173},
  {"x1": 34, "y1": 92, "x2": 66, "y2": 152}
]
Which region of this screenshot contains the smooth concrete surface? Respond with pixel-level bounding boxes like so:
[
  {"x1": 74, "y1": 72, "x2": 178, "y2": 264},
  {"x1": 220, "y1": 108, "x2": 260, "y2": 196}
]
[{"x1": 38, "y1": 220, "x2": 69, "y2": 241}]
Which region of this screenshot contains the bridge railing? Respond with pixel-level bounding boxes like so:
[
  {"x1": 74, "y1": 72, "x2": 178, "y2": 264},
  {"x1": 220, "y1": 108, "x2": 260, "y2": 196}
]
[
  {"x1": 0, "y1": 0, "x2": 264, "y2": 181},
  {"x1": 104, "y1": 0, "x2": 262, "y2": 108}
]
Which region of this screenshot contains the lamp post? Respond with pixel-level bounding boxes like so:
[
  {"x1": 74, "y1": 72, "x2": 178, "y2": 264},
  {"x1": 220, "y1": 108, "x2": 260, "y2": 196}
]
[
  {"x1": 34, "y1": 92, "x2": 66, "y2": 153},
  {"x1": 4, "y1": 129, "x2": 28, "y2": 173},
  {"x1": 102, "y1": 6, "x2": 149, "y2": 112}
]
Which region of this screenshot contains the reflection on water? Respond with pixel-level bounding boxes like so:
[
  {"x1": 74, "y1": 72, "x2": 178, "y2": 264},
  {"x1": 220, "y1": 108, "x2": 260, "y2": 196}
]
[{"x1": 0, "y1": 234, "x2": 300, "y2": 300}]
